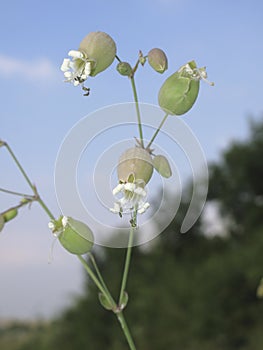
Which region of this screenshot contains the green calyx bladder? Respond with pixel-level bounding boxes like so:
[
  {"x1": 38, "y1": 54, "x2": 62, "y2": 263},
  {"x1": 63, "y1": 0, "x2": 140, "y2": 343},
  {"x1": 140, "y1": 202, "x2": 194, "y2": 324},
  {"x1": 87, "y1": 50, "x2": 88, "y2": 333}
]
[
  {"x1": 158, "y1": 60, "x2": 200, "y2": 116},
  {"x1": 117, "y1": 147, "x2": 153, "y2": 185},
  {"x1": 79, "y1": 31, "x2": 117, "y2": 77},
  {"x1": 58, "y1": 217, "x2": 94, "y2": 255}
]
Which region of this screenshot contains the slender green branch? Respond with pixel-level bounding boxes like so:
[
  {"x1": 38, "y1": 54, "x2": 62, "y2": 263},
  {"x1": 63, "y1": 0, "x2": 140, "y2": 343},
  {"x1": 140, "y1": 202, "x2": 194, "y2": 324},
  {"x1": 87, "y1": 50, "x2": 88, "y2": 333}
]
[
  {"x1": 81, "y1": 254, "x2": 136, "y2": 349},
  {"x1": 88, "y1": 252, "x2": 116, "y2": 306},
  {"x1": 0, "y1": 187, "x2": 34, "y2": 199},
  {"x1": 2, "y1": 141, "x2": 55, "y2": 220},
  {"x1": 78, "y1": 255, "x2": 116, "y2": 308},
  {"x1": 146, "y1": 112, "x2": 169, "y2": 150},
  {"x1": 116, "y1": 312, "x2": 137, "y2": 350},
  {"x1": 118, "y1": 213, "x2": 136, "y2": 305},
  {"x1": 130, "y1": 77, "x2": 144, "y2": 148}
]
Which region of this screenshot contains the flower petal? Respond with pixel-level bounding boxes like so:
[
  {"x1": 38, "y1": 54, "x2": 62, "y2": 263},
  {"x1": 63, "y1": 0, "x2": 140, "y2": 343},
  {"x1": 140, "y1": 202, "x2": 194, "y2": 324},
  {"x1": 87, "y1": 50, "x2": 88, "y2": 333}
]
[
  {"x1": 61, "y1": 58, "x2": 71, "y2": 72},
  {"x1": 48, "y1": 221, "x2": 55, "y2": 230},
  {"x1": 110, "y1": 202, "x2": 121, "y2": 213},
  {"x1": 68, "y1": 50, "x2": 83, "y2": 59},
  {"x1": 84, "y1": 62, "x2": 92, "y2": 76},
  {"x1": 62, "y1": 216, "x2": 68, "y2": 227},
  {"x1": 124, "y1": 182, "x2": 136, "y2": 192},
  {"x1": 112, "y1": 183, "x2": 124, "y2": 195},
  {"x1": 64, "y1": 71, "x2": 73, "y2": 78},
  {"x1": 134, "y1": 187, "x2": 146, "y2": 197},
  {"x1": 138, "y1": 202, "x2": 150, "y2": 214}
]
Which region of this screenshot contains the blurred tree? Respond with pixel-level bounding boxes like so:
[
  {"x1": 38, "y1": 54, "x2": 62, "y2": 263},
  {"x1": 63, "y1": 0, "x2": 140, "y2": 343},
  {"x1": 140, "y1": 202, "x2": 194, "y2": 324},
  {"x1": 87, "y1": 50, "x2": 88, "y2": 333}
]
[{"x1": 208, "y1": 118, "x2": 263, "y2": 233}]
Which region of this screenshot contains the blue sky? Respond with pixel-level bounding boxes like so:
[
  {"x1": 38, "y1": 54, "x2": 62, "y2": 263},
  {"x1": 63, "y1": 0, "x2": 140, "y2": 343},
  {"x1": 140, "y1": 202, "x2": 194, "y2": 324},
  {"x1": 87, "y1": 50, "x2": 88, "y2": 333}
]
[{"x1": 1, "y1": 0, "x2": 263, "y2": 319}]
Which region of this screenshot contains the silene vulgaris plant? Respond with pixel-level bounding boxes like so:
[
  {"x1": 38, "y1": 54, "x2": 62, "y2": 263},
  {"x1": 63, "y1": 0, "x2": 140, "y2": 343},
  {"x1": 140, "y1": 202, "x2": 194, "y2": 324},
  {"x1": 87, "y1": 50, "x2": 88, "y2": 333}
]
[{"x1": 0, "y1": 31, "x2": 214, "y2": 349}]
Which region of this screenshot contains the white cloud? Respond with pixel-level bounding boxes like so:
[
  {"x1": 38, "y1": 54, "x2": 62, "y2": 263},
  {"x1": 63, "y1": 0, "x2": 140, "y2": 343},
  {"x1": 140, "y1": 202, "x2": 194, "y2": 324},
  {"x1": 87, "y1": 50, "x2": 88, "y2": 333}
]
[{"x1": 0, "y1": 54, "x2": 58, "y2": 81}]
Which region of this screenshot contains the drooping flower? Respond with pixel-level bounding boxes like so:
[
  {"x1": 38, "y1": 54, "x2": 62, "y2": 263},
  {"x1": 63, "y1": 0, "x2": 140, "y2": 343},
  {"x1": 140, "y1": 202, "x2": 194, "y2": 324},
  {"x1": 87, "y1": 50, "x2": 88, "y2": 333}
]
[
  {"x1": 60, "y1": 31, "x2": 117, "y2": 89},
  {"x1": 110, "y1": 147, "x2": 153, "y2": 217},
  {"x1": 60, "y1": 50, "x2": 93, "y2": 86},
  {"x1": 48, "y1": 216, "x2": 94, "y2": 255},
  {"x1": 110, "y1": 180, "x2": 150, "y2": 216},
  {"x1": 158, "y1": 60, "x2": 214, "y2": 116}
]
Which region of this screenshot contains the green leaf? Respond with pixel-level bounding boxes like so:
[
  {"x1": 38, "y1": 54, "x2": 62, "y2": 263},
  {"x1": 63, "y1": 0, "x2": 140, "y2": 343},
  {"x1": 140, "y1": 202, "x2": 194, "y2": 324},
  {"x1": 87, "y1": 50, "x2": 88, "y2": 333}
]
[
  {"x1": 98, "y1": 293, "x2": 113, "y2": 311},
  {"x1": 119, "y1": 291, "x2": 129, "y2": 310}
]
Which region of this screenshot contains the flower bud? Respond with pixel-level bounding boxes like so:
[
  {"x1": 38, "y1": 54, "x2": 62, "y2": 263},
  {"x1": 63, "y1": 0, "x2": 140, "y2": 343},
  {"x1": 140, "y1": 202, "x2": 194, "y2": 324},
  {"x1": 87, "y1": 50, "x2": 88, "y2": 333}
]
[
  {"x1": 79, "y1": 31, "x2": 117, "y2": 76},
  {"x1": 153, "y1": 155, "x2": 172, "y2": 178},
  {"x1": 117, "y1": 147, "x2": 153, "y2": 185},
  {"x1": 148, "y1": 48, "x2": 168, "y2": 73},
  {"x1": 158, "y1": 60, "x2": 200, "y2": 115},
  {"x1": 58, "y1": 217, "x2": 94, "y2": 255},
  {"x1": 116, "y1": 62, "x2": 132, "y2": 76},
  {"x1": 0, "y1": 214, "x2": 4, "y2": 232},
  {"x1": 2, "y1": 208, "x2": 18, "y2": 222}
]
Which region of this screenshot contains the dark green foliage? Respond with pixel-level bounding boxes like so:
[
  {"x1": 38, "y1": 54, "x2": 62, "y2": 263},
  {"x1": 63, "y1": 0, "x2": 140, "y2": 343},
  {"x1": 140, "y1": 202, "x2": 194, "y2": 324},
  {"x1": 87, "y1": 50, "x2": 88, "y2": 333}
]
[{"x1": 208, "y1": 118, "x2": 263, "y2": 231}]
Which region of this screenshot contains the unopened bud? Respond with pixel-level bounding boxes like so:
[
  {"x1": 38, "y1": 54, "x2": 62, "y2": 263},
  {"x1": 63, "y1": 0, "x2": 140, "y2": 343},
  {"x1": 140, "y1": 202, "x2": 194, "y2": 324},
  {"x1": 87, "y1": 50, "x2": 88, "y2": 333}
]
[
  {"x1": 79, "y1": 31, "x2": 117, "y2": 76},
  {"x1": 117, "y1": 147, "x2": 153, "y2": 185},
  {"x1": 2, "y1": 208, "x2": 18, "y2": 222},
  {"x1": 148, "y1": 48, "x2": 168, "y2": 73},
  {"x1": 116, "y1": 62, "x2": 132, "y2": 76},
  {"x1": 153, "y1": 155, "x2": 172, "y2": 178}
]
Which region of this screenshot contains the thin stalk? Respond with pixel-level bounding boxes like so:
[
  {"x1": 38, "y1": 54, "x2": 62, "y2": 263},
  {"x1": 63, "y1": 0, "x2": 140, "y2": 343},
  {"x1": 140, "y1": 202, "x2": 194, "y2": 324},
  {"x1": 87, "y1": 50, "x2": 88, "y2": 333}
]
[
  {"x1": 118, "y1": 213, "x2": 136, "y2": 305},
  {"x1": 81, "y1": 255, "x2": 137, "y2": 350},
  {"x1": 0, "y1": 187, "x2": 34, "y2": 199},
  {"x1": 146, "y1": 112, "x2": 169, "y2": 150},
  {"x1": 78, "y1": 255, "x2": 115, "y2": 309},
  {"x1": 88, "y1": 252, "x2": 115, "y2": 306},
  {"x1": 116, "y1": 311, "x2": 137, "y2": 350},
  {"x1": 3, "y1": 142, "x2": 55, "y2": 220},
  {"x1": 130, "y1": 77, "x2": 144, "y2": 148}
]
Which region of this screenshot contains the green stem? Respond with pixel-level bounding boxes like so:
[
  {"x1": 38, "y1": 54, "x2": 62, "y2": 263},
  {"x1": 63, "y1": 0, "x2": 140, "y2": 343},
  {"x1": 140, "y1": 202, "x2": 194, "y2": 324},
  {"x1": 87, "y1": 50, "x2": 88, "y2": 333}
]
[
  {"x1": 88, "y1": 252, "x2": 115, "y2": 306},
  {"x1": 146, "y1": 112, "x2": 169, "y2": 150},
  {"x1": 130, "y1": 77, "x2": 144, "y2": 148},
  {"x1": 81, "y1": 255, "x2": 137, "y2": 350},
  {"x1": 78, "y1": 255, "x2": 115, "y2": 309},
  {"x1": 116, "y1": 311, "x2": 136, "y2": 350},
  {"x1": 3, "y1": 142, "x2": 55, "y2": 220},
  {"x1": 118, "y1": 214, "x2": 136, "y2": 305},
  {"x1": 0, "y1": 187, "x2": 34, "y2": 198}
]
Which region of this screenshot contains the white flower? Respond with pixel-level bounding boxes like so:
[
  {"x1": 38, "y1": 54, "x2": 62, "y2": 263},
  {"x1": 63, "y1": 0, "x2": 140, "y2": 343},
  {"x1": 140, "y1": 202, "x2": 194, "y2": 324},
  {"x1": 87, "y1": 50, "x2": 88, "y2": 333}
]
[
  {"x1": 48, "y1": 221, "x2": 55, "y2": 230},
  {"x1": 60, "y1": 50, "x2": 93, "y2": 86},
  {"x1": 62, "y1": 216, "x2": 68, "y2": 227},
  {"x1": 110, "y1": 181, "x2": 150, "y2": 216},
  {"x1": 181, "y1": 64, "x2": 214, "y2": 86}
]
